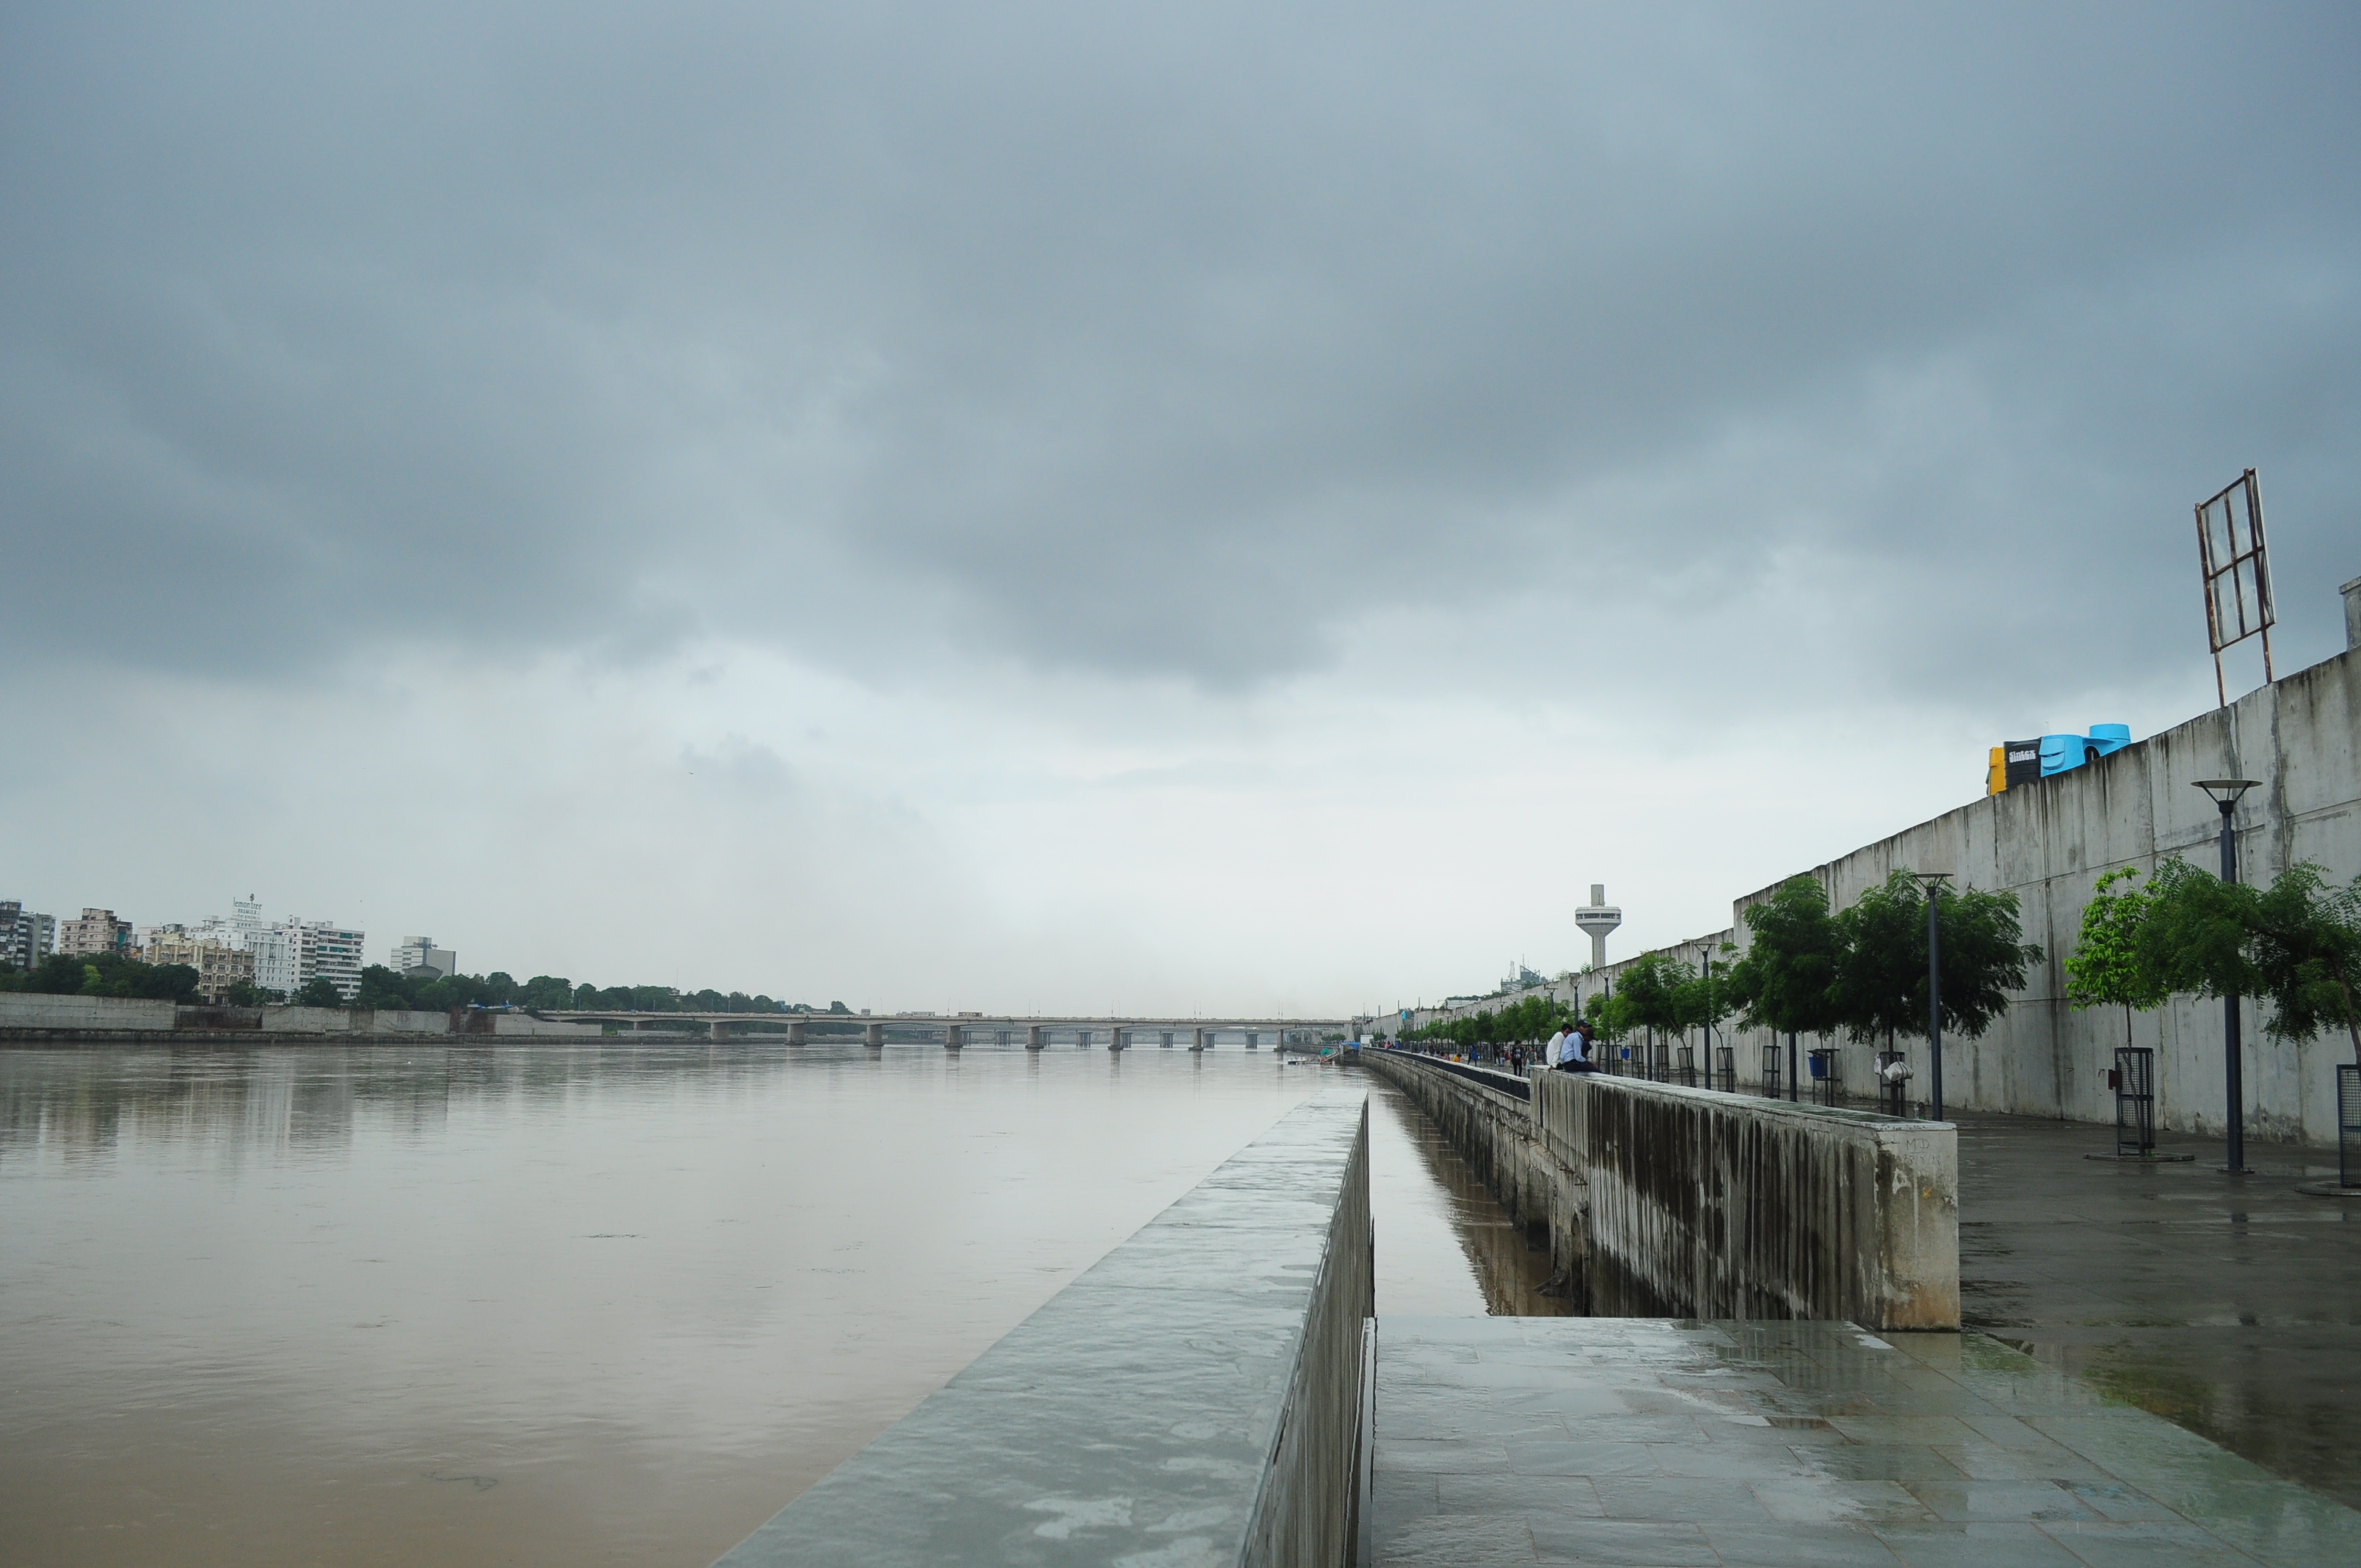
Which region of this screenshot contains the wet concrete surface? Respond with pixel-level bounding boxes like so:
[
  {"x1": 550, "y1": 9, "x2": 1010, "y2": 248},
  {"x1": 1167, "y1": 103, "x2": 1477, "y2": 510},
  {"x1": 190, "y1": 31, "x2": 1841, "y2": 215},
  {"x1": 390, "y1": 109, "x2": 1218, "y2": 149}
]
[
  {"x1": 1955, "y1": 1112, "x2": 2361, "y2": 1511},
  {"x1": 1371, "y1": 1316, "x2": 2361, "y2": 1567}
]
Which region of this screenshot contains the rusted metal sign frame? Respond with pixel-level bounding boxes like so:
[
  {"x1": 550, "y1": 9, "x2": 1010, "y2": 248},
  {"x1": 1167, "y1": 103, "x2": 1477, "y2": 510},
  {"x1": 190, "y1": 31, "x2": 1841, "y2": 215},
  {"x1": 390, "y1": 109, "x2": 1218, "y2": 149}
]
[{"x1": 2194, "y1": 467, "x2": 2276, "y2": 707}]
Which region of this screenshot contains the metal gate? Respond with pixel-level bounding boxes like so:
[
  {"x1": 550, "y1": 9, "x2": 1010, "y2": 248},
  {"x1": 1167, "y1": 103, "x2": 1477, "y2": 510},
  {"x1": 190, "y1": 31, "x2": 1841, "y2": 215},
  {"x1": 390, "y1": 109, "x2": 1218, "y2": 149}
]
[
  {"x1": 1714, "y1": 1045, "x2": 1736, "y2": 1095},
  {"x1": 1760, "y1": 1039, "x2": 1782, "y2": 1097},
  {"x1": 2114, "y1": 1047, "x2": 2156, "y2": 1157}
]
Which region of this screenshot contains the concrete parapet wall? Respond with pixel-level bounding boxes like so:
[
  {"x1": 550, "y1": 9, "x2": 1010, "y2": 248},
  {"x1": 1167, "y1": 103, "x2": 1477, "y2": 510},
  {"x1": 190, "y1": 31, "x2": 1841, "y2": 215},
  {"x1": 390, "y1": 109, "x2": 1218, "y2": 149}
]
[
  {"x1": 260, "y1": 1006, "x2": 450, "y2": 1034},
  {"x1": 712, "y1": 1089, "x2": 1373, "y2": 1568},
  {"x1": 1542, "y1": 1072, "x2": 1958, "y2": 1332},
  {"x1": 1360, "y1": 1050, "x2": 1956, "y2": 1332},
  {"x1": 0, "y1": 992, "x2": 177, "y2": 1031}
]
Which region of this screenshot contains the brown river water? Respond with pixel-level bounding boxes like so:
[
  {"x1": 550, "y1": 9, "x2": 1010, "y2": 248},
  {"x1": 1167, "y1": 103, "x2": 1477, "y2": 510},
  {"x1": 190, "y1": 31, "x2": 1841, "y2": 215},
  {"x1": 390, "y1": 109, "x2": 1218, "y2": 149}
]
[{"x1": 0, "y1": 1042, "x2": 1550, "y2": 1567}]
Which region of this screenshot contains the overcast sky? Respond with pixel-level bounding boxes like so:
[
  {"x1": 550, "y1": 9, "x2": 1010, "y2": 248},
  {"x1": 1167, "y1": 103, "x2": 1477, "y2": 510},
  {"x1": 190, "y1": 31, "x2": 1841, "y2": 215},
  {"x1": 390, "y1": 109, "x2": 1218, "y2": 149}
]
[{"x1": 4, "y1": 3, "x2": 2357, "y2": 1015}]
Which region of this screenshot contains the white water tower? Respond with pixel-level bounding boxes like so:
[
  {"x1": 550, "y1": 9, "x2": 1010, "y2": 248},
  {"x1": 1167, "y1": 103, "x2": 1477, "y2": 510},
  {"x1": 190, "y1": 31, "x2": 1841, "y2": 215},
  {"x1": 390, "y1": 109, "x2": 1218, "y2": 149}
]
[{"x1": 1575, "y1": 884, "x2": 1621, "y2": 970}]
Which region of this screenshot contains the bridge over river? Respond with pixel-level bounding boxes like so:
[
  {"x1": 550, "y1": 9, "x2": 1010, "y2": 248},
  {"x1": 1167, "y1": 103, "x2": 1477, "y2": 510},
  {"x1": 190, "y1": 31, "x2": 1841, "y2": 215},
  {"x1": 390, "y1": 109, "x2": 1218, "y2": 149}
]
[{"x1": 538, "y1": 1009, "x2": 1363, "y2": 1047}]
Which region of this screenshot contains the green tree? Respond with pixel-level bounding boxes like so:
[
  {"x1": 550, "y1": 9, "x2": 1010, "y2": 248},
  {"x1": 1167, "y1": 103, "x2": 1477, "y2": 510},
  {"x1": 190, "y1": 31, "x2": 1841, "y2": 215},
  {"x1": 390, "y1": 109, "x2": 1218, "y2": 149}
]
[
  {"x1": 2247, "y1": 864, "x2": 2361, "y2": 1063},
  {"x1": 1834, "y1": 871, "x2": 2042, "y2": 1055},
  {"x1": 291, "y1": 977, "x2": 347, "y2": 1008},
  {"x1": 2144, "y1": 859, "x2": 2361, "y2": 1066},
  {"x1": 1617, "y1": 952, "x2": 1691, "y2": 1072},
  {"x1": 2064, "y1": 868, "x2": 2169, "y2": 1053},
  {"x1": 1729, "y1": 876, "x2": 1847, "y2": 1093}
]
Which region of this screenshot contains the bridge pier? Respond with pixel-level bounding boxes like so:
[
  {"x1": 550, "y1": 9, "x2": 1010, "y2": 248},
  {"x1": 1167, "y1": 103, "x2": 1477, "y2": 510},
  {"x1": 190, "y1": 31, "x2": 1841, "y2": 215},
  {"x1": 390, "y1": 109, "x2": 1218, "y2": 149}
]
[
  {"x1": 1109, "y1": 1028, "x2": 1127, "y2": 1052},
  {"x1": 786, "y1": 1019, "x2": 805, "y2": 1046},
  {"x1": 1077, "y1": 1028, "x2": 1092, "y2": 1049},
  {"x1": 944, "y1": 1023, "x2": 962, "y2": 1050},
  {"x1": 1026, "y1": 1025, "x2": 1045, "y2": 1050},
  {"x1": 1246, "y1": 1031, "x2": 1258, "y2": 1050},
  {"x1": 709, "y1": 1020, "x2": 730, "y2": 1042},
  {"x1": 1159, "y1": 1030, "x2": 1173, "y2": 1048},
  {"x1": 1191, "y1": 1028, "x2": 1207, "y2": 1051},
  {"x1": 864, "y1": 1021, "x2": 884, "y2": 1048}
]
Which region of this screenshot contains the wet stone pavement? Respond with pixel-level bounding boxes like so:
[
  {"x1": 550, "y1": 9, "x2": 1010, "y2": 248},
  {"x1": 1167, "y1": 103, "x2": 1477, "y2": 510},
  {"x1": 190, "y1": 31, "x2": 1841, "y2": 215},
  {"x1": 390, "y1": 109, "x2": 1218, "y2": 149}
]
[
  {"x1": 1369, "y1": 1317, "x2": 2361, "y2": 1567},
  {"x1": 1954, "y1": 1111, "x2": 2361, "y2": 1510}
]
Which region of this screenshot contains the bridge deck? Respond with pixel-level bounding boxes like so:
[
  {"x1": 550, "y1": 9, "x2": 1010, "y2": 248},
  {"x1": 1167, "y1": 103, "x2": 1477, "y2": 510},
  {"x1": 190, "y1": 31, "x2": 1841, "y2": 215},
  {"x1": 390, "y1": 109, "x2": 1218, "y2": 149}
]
[{"x1": 1369, "y1": 1316, "x2": 2355, "y2": 1567}]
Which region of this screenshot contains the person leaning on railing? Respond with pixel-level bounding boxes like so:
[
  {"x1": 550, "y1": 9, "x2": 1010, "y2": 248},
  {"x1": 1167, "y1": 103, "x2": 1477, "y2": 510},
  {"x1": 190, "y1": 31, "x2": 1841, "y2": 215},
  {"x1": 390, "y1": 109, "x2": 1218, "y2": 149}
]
[{"x1": 1551, "y1": 1022, "x2": 1596, "y2": 1073}]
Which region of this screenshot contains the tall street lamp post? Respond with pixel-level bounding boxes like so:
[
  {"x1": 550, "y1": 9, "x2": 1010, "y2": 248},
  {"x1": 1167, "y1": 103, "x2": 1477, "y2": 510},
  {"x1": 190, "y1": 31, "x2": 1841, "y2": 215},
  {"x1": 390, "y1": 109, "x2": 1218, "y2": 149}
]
[
  {"x1": 1909, "y1": 871, "x2": 1953, "y2": 1121},
  {"x1": 2194, "y1": 779, "x2": 2260, "y2": 1174}
]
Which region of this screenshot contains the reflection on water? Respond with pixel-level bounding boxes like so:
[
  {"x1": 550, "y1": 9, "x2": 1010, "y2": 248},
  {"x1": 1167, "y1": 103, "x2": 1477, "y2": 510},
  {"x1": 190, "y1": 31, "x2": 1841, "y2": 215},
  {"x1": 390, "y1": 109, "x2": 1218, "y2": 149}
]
[
  {"x1": 1365, "y1": 1075, "x2": 1569, "y2": 1317},
  {"x1": 0, "y1": 1043, "x2": 1335, "y2": 1568}
]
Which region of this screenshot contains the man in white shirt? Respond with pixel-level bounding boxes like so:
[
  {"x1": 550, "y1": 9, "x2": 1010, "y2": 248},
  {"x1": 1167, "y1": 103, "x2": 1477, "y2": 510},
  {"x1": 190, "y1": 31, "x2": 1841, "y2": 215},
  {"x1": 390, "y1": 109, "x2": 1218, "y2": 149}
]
[{"x1": 1544, "y1": 1026, "x2": 1569, "y2": 1068}]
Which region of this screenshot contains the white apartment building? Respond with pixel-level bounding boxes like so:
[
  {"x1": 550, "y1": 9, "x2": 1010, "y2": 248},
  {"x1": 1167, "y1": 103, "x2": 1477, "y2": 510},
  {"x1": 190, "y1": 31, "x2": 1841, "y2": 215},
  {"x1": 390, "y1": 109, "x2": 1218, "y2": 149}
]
[
  {"x1": 2, "y1": 902, "x2": 57, "y2": 970},
  {"x1": 391, "y1": 937, "x2": 457, "y2": 979},
  {"x1": 297, "y1": 921, "x2": 366, "y2": 1000},
  {"x1": 251, "y1": 925, "x2": 299, "y2": 996}
]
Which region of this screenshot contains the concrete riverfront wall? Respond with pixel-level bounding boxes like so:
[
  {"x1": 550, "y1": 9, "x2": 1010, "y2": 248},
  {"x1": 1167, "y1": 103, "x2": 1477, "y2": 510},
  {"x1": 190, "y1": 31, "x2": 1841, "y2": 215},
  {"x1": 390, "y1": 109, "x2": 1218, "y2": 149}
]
[
  {"x1": 1566, "y1": 642, "x2": 2361, "y2": 1147},
  {"x1": 712, "y1": 1088, "x2": 1374, "y2": 1568},
  {"x1": 1537, "y1": 1071, "x2": 1958, "y2": 1330},
  {"x1": 0, "y1": 992, "x2": 177, "y2": 1032},
  {"x1": 1358, "y1": 1050, "x2": 1958, "y2": 1332}
]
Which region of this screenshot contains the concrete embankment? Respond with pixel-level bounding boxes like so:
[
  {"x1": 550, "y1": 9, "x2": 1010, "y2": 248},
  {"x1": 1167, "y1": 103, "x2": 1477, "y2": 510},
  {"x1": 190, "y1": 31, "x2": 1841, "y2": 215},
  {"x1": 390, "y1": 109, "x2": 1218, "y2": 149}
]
[
  {"x1": 1359, "y1": 1050, "x2": 1958, "y2": 1332},
  {"x1": 713, "y1": 1088, "x2": 1374, "y2": 1568},
  {"x1": 0, "y1": 991, "x2": 603, "y2": 1045}
]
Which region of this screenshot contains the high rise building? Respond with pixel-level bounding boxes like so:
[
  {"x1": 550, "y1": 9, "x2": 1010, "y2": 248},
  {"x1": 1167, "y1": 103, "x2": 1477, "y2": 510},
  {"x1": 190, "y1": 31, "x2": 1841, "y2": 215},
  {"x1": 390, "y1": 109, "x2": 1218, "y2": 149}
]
[
  {"x1": 296, "y1": 921, "x2": 366, "y2": 1000},
  {"x1": 2, "y1": 902, "x2": 57, "y2": 971},
  {"x1": 391, "y1": 937, "x2": 457, "y2": 979},
  {"x1": 58, "y1": 908, "x2": 134, "y2": 959},
  {"x1": 251, "y1": 925, "x2": 298, "y2": 996}
]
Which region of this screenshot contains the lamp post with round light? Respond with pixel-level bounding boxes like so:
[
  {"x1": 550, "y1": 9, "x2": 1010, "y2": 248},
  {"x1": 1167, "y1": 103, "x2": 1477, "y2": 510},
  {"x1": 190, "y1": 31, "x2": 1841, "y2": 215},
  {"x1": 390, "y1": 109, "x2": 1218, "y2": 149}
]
[{"x1": 2193, "y1": 779, "x2": 2260, "y2": 1174}]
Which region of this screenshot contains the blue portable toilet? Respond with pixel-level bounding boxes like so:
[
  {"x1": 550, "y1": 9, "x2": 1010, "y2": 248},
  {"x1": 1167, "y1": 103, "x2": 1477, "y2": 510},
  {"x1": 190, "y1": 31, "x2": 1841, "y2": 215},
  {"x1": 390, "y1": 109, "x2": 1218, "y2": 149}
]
[
  {"x1": 2086, "y1": 723, "x2": 2131, "y2": 758},
  {"x1": 2038, "y1": 734, "x2": 2088, "y2": 777}
]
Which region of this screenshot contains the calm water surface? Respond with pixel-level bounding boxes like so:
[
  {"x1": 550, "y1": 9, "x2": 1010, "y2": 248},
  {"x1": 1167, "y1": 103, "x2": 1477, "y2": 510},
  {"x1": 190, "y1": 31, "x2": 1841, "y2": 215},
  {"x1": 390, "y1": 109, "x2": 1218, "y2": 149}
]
[{"x1": 2, "y1": 1044, "x2": 1520, "y2": 1567}]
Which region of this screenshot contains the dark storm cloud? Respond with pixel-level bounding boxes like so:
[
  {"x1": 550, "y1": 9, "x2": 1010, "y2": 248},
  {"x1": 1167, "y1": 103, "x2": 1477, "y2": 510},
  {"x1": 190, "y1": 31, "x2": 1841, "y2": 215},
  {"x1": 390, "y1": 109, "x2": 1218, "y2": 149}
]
[{"x1": 4, "y1": 2, "x2": 2357, "y2": 692}]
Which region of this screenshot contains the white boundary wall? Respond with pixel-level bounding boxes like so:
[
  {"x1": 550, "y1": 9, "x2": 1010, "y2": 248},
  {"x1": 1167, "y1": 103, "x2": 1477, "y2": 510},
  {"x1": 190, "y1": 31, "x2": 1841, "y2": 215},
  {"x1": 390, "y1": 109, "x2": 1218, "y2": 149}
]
[{"x1": 1569, "y1": 643, "x2": 2360, "y2": 1147}]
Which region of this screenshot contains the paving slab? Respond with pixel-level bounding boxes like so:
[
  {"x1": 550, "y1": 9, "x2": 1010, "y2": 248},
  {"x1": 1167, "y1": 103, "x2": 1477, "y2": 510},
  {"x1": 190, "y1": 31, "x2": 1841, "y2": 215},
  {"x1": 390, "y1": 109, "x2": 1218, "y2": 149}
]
[
  {"x1": 1955, "y1": 1111, "x2": 2361, "y2": 1508},
  {"x1": 1372, "y1": 1317, "x2": 2361, "y2": 1568}
]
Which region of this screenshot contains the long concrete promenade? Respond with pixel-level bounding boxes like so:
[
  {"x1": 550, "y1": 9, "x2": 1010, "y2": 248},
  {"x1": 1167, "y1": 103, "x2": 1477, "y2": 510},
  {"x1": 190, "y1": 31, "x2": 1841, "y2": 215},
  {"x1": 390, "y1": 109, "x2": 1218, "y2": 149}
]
[{"x1": 1369, "y1": 1317, "x2": 2360, "y2": 1567}]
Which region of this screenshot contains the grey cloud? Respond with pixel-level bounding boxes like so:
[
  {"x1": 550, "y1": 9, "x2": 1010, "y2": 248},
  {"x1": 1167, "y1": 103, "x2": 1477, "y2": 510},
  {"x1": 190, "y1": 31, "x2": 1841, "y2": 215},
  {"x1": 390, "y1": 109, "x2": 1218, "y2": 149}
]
[{"x1": 4, "y1": 3, "x2": 2357, "y2": 695}]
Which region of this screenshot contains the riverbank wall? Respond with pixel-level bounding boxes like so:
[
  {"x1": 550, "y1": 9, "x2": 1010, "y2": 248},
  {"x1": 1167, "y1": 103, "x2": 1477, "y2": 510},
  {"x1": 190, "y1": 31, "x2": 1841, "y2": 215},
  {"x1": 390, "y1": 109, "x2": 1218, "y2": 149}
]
[
  {"x1": 712, "y1": 1088, "x2": 1374, "y2": 1568},
  {"x1": 1359, "y1": 1050, "x2": 1958, "y2": 1332}
]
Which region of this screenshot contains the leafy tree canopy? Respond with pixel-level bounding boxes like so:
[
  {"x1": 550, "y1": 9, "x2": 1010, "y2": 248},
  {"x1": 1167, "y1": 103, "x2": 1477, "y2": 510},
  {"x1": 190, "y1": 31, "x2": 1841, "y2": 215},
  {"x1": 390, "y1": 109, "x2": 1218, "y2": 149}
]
[
  {"x1": 1616, "y1": 951, "x2": 1691, "y2": 1036},
  {"x1": 1730, "y1": 877, "x2": 1846, "y2": 1038},
  {"x1": 2065, "y1": 868, "x2": 2169, "y2": 1014},
  {"x1": 1832, "y1": 870, "x2": 2041, "y2": 1045},
  {"x1": 0, "y1": 951, "x2": 203, "y2": 1003}
]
